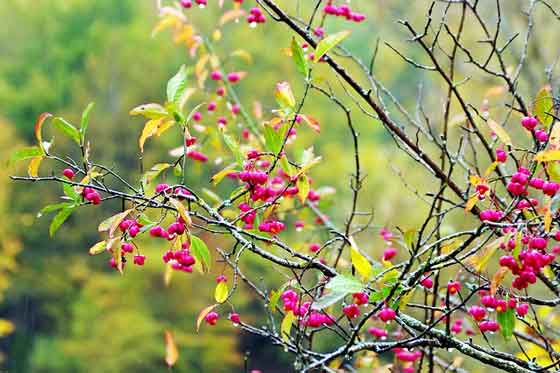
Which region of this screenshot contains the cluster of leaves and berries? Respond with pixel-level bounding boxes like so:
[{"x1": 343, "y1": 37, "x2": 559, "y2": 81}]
[{"x1": 11, "y1": 1, "x2": 560, "y2": 372}]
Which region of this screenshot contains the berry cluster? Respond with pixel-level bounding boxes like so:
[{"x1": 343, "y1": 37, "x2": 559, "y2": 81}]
[{"x1": 323, "y1": 2, "x2": 366, "y2": 22}]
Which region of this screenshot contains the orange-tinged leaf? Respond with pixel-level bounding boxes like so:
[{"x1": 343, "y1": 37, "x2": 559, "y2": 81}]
[
  {"x1": 349, "y1": 237, "x2": 371, "y2": 280},
  {"x1": 169, "y1": 198, "x2": 192, "y2": 226},
  {"x1": 214, "y1": 281, "x2": 228, "y2": 303},
  {"x1": 299, "y1": 114, "x2": 320, "y2": 133},
  {"x1": 491, "y1": 267, "x2": 508, "y2": 295},
  {"x1": 28, "y1": 156, "x2": 43, "y2": 177},
  {"x1": 465, "y1": 194, "x2": 478, "y2": 213},
  {"x1": 534, "y1": 150, "x2": 560, "y2": 162},
  {"x1": 164, "y1": 330, "x2": 179, "y2": 367},
  {"x1": 219, "y1": 9, "x2": 245, "y2": 25},
  {"x1": 545, "y1": 205, "x2": 552, "y2": 233},
  {"x1": 34, "y1": 112, "x2": 52, "y2": 148},
  {"x1": 487, "y1": 119, "x2": 512, "y2": 146},
  {"x1": 196, "y1": 304, "x2": 218, "y2": 332}
]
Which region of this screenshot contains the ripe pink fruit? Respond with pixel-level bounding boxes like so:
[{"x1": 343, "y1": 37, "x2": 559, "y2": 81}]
[
  {"x1": 205, "y1": 311, "x2": 219, "y2": 325},
  {"x1": 378, "y1": 307, "x2": 396, "y2": 322},
  {"x1": 210, "y1": 70, "x2": 223, "y2": 81},
  {"x1": 156, "y1": 183, "x2": 170, "y2": 194},
  {"x1": 343, "y1": 304, "x2": 360, "y2": 318},
  {"x1": 62, "y1": 168, "x2": 75, "y2": 179},
  {"x1": 516, "y1": 303, "x2": 529, "y2": 317},
  {"x1": 420, "y1": 276, "x2": 433, "y2": 288},
  {"x1": 496, "y1": 148, "x2": 507, "y2": 163},
  {"x1": 229, "y1": 312, "x2": 241, "y2": 324},
  {"x1": 121, "y1": 243, "x2": 134, "y2": 254},
  {"x1": 352, "y1": 292, "x2": 369, "y2": 305},
  {"x1": 227, "y1": 72, "x2": 241, "y2": 83},
  {"x1": 367, "y1": 327, "x2": 388, "y2": 339},
  {"x1": 309, "y1": 243, "x2": 321, "y2": 253},
  {"x1": 447, "y1": 281, "x2": 461, "y2": 295},
  {"x1": 133, "y1": 254, "x2": 146, "y2": 266},
  {"x1": 521, "y1": 116, "x2": 538, "y2": 131},
  {"x1": 479, "y1": 320, "x2": 499, "y2": 333},
  {"x1": 216, "y1": 274, "x2": 227, "y2": 283},
  {"x1": 383, "y1": 247, "x2": 397, "y2": 261},
  {"x1": 469, "y1": 306, "x2": 486, "y2": 321},
  {"x1": 180, "y1": 0, "x2": 192, "y2": 8}
]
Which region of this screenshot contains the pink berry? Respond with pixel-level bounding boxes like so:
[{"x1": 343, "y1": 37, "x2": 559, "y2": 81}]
[
  {"x1": 229, "y1": 312, "x2": 241, "y2": 324},
  {"x1": 367, "y1": 327, "x2": 388, "y2": 339},
  {"x1": 62, "y1": 168, "x2": 75, "y2": 179},
  {"x1": 378, "y1": 307, "x2": 396, "y2": 322},
  {"x1": 383, "y1": 247, "x2": 397, "y2": 261},
  {"x1": 205, "y1": 311, "x2": 219, "y2": 325},
  {"x1": 447, "y1": 281, "x2": 461, "y2": 295},
  {"x1": 343, "y1": 304, "x2": 360, "y2": 318},
  {"x1": 133, "y1": 254, "x2": 146, "y2": 266},
  {"x1": 352, "y1": 292, "x2": 369, "y2": 305}
]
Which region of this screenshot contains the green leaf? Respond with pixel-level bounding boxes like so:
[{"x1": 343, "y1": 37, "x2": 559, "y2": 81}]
[
  {"x1": 190, "y1": 235, "x2": 211, "y2": 272},
  {"x1": 312, "y1": 290, "x2": 346, "y2": 310},
  {"x1": 167, "y1": 65, "x2": 188, "y2": 104},
  {"x1": 291, "y1": 37, "x2": 308, "y2": 76},
  {"x1": 10, "y1": 146, "x2": 44, "y2": 163},
  {"x1": 268, "y1": 290, "x2": 281, "y2": 313},
  {"x1": 263, "y1": 123, "x2": 286, "y2": 154},
  {"x1": 534, "y1": 87, "x2": 554, "y2": 129},
  {"x1": 325, "y1": 275, "x2": 364, "y2": 293},
  {"x1": 49, "y1": 206, "x2": 75, "y2": 237},
  {"x1": 80, "y1": 102, "x2": 95, "y2": 142},
  {"x1": 281, "y1": 310, "x2": 295, "y2": 342},
  {"x1": 314, "y1": 30, "x2": 351, "y2": 63},
  {"x1": 129, "y1": 103, "x2": 168, "y2": 119},
  {"x1": 37, "y1": 202, "x2": 73, "y2": 217},
  {"x1": 497, "y1": 307, "x2": 515, "y2": 340},
  {"x1": 141, "y1": 163, "x2": 171, "y2": 187},
  {"x1": 221, "y1": 132, "x2": 243, "y2": 167},
  {"x1": 63, "y1": 183, "x2": 80, "y2": 201},
  {"x1": 52, "y1": 117, "x2": 81, "y2": 145}
]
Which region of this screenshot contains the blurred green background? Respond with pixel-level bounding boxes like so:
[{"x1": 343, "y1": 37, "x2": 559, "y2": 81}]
[{"x1": 1, "y1": 0, "x2": 556, "y2": 371}]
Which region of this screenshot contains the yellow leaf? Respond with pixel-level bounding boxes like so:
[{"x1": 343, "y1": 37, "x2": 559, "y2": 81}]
[
  {"x1": 211, "y1": 165, "x2": 238, "y2": 185},
  {"x1": 469, "y1": 235, "x2": 508, "y2": 272},
  {"x1": 349, "y1": 237, "x2": 372, "y2": 280},
  {"x1": 28, "y1": 156, "x2": 43, "y2": 177},
  {"x1": 164, "y1": 264, "x2": 173, "y2": 287},
  {"x1": 196, "y1": 304, "x2": 218, "y2": 332},
  {"x1": 230, "y1": 49, "x2": 253, "y2": 64},
  {"x1": 296, "y1": 174, "x2": 309, "y2": 203},
  {"x1": 169, "y1": 198, "x2": 192, "y2": 226},
  {"x1": 464, "y1": 194, "x2": 478, "y2": 213},
  {"x1": 139, "y1": 119, "x2": 161, "y2": 152},
  {"x1": 534, "y1": 86, "x2": 554, "y2": 128},
  {"x1": 88, "y1": 241, "x2": 106, "y2": 256},
  {"x1": 484, "y1": 161, "x2": 499, "y2": 177},
  {"x1": 487, "y1": 119, "x2": 512, "y2": 146},
  {"x1": 535, "y1": 150, "x2": 560, "y2": 162},
  {"x1": 281, "y1": 310, "x2": 295, "y2": 342},
  {"x1": 164, "y1": 330, "x2": 179, "y2": 367},
  {"x1": 0, "y1": 319, "x2": 15, "y2": 337},
  {"x1": 34, "y1": 112, "x2": 52, "y2": 149},
  {"x1": 214, "y1": 281, "x2": 228, "y2": 303},
  {"x1": 398, "y1": 288, "x2": 416, "y2": 308}
]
